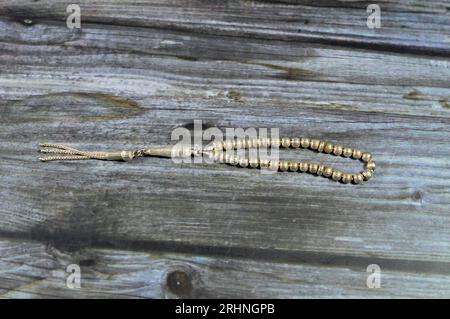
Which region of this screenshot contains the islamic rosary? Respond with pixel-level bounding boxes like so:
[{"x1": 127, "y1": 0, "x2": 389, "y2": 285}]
[{"x1": 39, "y1": 136, "x2": 376, "y2": 184}]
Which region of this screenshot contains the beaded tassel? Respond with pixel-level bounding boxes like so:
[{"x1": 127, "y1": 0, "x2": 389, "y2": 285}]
[{"x1": 39, "y1": 137, "x2": 376, "y2": 184}]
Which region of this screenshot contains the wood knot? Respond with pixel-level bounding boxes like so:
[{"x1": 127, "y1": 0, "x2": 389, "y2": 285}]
[
  {"x1": 412, "y1": 190, "x2": 423, "y2": 203},
  {"x1": 166, "y1": 270, "x2": 193, "y2": 298}
]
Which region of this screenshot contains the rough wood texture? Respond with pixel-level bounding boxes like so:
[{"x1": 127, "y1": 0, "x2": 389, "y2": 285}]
[
  {"x1": 3, "y1": 238, "x2": 450, "y2": 299},
  {"x1": 0, "y1": 0, "x2": 449, "y2": 298}
]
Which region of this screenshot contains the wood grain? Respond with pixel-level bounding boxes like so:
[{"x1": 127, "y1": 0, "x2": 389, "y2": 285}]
[
  {"x1": 2, "y1": 238, "x2": 450, "y2": 299},
  {"x1": 0, "y1": 0, "x2": 449, "y2": 298},
  {"x1": 1, "y1": 0, "x2": 449, "y2": 55}
]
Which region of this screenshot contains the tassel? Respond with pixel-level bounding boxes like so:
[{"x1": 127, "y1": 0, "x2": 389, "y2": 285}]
[{"x1": 38, "y1": 143, "x2": 136, "y2": 162}]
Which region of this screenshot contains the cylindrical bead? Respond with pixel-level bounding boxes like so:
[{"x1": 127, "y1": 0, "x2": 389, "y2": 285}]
[
  {"x1": 213, "y1": 141, "x2": 224, "y2": 150},
  {"x1": 299, "y1": 162, "x2": 309, "y2": 172},
  {"x1": 361, "y1": 152, "x2": 372, "y2": 162},
  {"x1": 317, "y1": 141, "x2": 325, "y2": 152},
  {"x1": 269, "y1": 160, "x2": 279, "y2": 170},
  {"x1": 235, "y1": 139, "x2": 244, "y2": 149},
  {"x1": 281, "y1": 137, "x2": 291, "y2": 148},
  {"x1": 249, "y1": 158, "x2": 259, "y2": 168},
  {"x1": 332, "y1": 171, "x2": 343, "y2": 181},
  {"x1": 333, "y1": 145, "x2": 343, "y2": 156},
  {"x1": 352, "y1": 149, "x2": 362, "y2": 160},
  {"x1": 260, "y1": 138, "x2": 270, "y2": 148},
  {"x1": 324, "y1": 143, "x2": 334, "y2": 154},
  {"x1": 362, "y1": 170, "x2": 373, "y2": 181},
  {"x1": 260, "y1": 158, "x2": 270, "y2": 168},
  {"x1": 300, "y1": 138, "x2": 310, "y2": 148},
  {"x1": 288, "y1": 161, "x2": 299, "y2": 172},
  {"x1": 341, "y1": 173, "x2": 352, "y2": 184},
  {"x1": 343, "y1": 147, "x2": 353, "y2": 157},
  {"x1": 316, "y1": 165, "x2": 325, "y2": 176},
  {"x1": 353, "y1": 173, "x2": 364, "y2": 184},
  {"x1": 238, "y1": 157, "x2": 249, "y2": 167},
  {"x1": 308, "y1": 163, "x2": 318, "y2": 174},
  {"x1": 366, "y1": 160, "x2": 376, "y2": 171},
  {"x1": 310, "y1": 139, "x2": 320, "y2": 150},
  {"x1": 224, "y1": 140, "x2": 234, "y2": 150},
  {"x1": 271, "y1": 138, "x2": 281, "y2": 148},
  {"x1": 323, "y1": 167, "x2": 333, "y2": 177},
  {"x1": 291, "y1": 138, "x2": 301, "y2": 148},
  {"x1": 279, "y1": 160, "x2": 289, "y2": 171}
]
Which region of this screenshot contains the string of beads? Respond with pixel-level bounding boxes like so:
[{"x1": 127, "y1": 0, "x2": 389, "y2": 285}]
[{"x1": 207, "y1": 137, "x2": 375, "y2": 184}]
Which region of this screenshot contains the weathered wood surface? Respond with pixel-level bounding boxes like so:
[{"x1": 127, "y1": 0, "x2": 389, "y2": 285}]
[
  {"x1": 2, "y1": 238, "x2": 450, "y2": 299},
  {"x1": 0, "y1": 0, "x2": 449, "y2": 298}
]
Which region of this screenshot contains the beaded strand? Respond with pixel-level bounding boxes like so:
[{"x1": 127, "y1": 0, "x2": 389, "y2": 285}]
[
  {"x1": 39, "y1": 137, "x2": 376, "y2": 184},
  {"x1": 207, "y1": 137, "x2": 375, "y2": 184}
]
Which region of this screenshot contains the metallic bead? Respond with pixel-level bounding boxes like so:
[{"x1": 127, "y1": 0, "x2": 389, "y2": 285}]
[
  {"x1": 235, "y1": 139, "x2": 244, "y2": 149},
  {"x1": 213, "y1": 141, "x2": 224, "y2": 150},
  {"x1": 212, "y1": 151, "x2": 222, "y2": 162},
  {"x1": 362, "y1": 170, "x2": 373, "y2": 181},
  {"x1": 291, "y1": 138, "x2": 301, "y2": 148},
  {"x1": 308, "y1": 163, "x2": 318, "y2": 174},
  {"x1": 279, "y1": 160, "x2": 289, "y2": 171},
  {"x1": 281, "y1": 137, "x2": 291, "y2": 148},
  {"x1": 299, "y1": 162, "x2": 309, "y2": 172},
  {"x1": 249, "y1": 158, "x2": 259, "y2": 168},
  {"x1": 271, "y1": 138, "x2": 281, "y2": 148},
  {"x1": 310, "y1": 139, "x2": 320, "y2": 150},
  {"x1": 238, "y1": 157, "x2": 249, "y2": 167},
  {"x1": 316, "y1": 165, "x2": 325, "y2": 176},
  {"x1": 230, "y1": 155, "x2": 239, "y2": 165},
  {"x1": 332, "y1": 171, "x2": 343, "y2": 181},
  {"x1": 324, "y1": 143, "x2": 333, "y2": 154},
  {"x1": 341, "y1": 173, "x2": 352, "y2": 184},
  {"x1": 259, "y1": 158, "x2": 270, "y2": 168},
  {"x1": 288, "y1": 161, "x2": 299, "y2": 172},
  {"x1": 224, "y1": 153, "x2": 232, "y2": 163},
  {"x1": 260, "y1": 138, "x2": 271, "y2": 148},
  {"x1": 352, "y1": 149, "x2": 362, "y2": 160},
  {"x1": 250, "y1": 138, "x2": 258, "y2": 148},
  {"x1": 323, "y1": 167, "x2": 333, "y2": 177},
  {"x1": 317, "y1": 141, "x2": 325, "y2": 152},
  {"x1": 366, "y1": 160, "x2": 376, "y2": 171},
  {"x1": 268, "y1": 160, "x2": 279, "y2": 170},
  {"x1": 333, "y1": 145, "x2": 343, "y2": 156},
  {"x1": 224, "y1": 140, "x2": 234, "y2": 150},
  {"x1": 300, "y1": 138, "x2": 310, "y2": 148},
  {"x1": 361, "y1": 152, "x2": 372, "y2": 162},
  {"x1": 353, "y1": 173, "x2": 364, "y2": 184},
  {"x1": 343, "y1": 148, "x2": 353, "y2": 157}
]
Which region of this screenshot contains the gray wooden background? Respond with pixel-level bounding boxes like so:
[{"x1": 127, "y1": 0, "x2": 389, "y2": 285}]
[{"x1": 0, "y1": 0, "x2": 449, "y2": 298}]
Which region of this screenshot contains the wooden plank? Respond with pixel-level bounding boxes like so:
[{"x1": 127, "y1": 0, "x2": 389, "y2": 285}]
[
  {"x1": 0, "y1": 21, "x2": 449, "y2": 118},
  {"x1": 0, "y1": 0, "x2": 449, "y2": 55},
  {"x1": 0, "y1": 89, "x2": 449, "y2": 264},
  {"x1": 0, "y1": 4, "x2": 449, "y2": 267},
  {"x1": 0, "y1": 0, "x2": 449, "y2": 298},
  {"x1": 1, "y1": 238, "x2": 449, "y2": 298}
]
